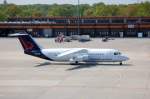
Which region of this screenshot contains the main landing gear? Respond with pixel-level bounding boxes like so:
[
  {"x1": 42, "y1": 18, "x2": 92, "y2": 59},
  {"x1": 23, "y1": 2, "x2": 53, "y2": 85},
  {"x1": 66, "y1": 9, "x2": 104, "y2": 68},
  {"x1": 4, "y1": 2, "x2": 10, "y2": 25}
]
[
  {"x1": 75, "y1": 61, "x2": 79, "y2": 64},
  {"x1": 120, "y1": 62, "x2": 123, "y2": 65},
  {"x1": 70, "y1": 61, "x2": 79, "y2": 65}
]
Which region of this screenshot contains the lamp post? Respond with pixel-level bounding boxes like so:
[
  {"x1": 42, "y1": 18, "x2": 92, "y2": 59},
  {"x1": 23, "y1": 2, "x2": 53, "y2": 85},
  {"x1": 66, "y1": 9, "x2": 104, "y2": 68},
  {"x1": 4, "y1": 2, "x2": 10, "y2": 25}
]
[{"x1": 77, "y1": 0, "x2": 80, "y2": 35}]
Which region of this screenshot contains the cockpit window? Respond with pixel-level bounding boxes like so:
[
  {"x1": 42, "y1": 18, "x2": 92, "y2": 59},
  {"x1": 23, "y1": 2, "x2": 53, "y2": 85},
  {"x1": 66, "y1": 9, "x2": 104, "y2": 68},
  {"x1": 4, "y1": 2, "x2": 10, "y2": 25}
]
[{"x1": 114, "y1": 52, "x2": 121, "y2": 55}]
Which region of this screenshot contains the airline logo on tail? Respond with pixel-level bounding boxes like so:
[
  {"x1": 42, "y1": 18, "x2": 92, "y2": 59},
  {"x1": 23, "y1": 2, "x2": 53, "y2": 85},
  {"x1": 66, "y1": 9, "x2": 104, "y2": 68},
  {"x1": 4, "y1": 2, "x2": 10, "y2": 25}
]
[{"x1": 19, "y1": 38, "x2": 34, "y2": 50}]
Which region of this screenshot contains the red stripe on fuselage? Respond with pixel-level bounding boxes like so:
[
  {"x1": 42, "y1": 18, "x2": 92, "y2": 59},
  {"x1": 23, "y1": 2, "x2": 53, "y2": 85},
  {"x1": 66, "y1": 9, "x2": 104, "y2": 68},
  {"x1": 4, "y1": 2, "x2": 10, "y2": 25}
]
[{"x1": 19, "y1": 38, "x2": 34, "y2": 50}]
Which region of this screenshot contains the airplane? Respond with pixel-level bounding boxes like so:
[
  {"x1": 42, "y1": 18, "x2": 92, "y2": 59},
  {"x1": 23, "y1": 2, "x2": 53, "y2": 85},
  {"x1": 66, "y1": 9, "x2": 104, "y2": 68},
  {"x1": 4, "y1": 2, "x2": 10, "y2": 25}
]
[{"x1": 10, "y1": 33, "x2": 129, "y2": 65}]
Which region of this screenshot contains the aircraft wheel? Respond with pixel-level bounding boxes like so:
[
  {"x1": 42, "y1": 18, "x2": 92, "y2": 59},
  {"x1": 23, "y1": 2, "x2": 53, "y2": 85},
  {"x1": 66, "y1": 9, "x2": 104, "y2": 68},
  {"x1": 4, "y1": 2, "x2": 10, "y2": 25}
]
[
  {"x1": 70, "y1": 61, "x2": 78, "y2": 65},
  {"x1": 120, "y1": 62, "x2": 122, "y2": 65},
  {"x1": 75, "y1": 61, "x2": 79, "y2": 64}
]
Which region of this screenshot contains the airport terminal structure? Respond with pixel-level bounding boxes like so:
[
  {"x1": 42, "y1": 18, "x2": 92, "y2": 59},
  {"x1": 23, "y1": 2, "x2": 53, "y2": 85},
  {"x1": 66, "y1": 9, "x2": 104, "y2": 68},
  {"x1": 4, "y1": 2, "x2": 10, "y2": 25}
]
[{"x1": 0, "y1": 16, "x2": 150, "y2": 37}]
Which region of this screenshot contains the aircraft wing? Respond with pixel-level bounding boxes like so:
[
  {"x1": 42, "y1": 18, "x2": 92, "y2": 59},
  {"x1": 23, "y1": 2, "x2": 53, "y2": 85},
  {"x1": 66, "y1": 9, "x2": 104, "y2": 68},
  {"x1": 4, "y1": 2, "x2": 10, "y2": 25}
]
[{"x1": 57, "y1": 49, "x2": 88, "y2": 59}]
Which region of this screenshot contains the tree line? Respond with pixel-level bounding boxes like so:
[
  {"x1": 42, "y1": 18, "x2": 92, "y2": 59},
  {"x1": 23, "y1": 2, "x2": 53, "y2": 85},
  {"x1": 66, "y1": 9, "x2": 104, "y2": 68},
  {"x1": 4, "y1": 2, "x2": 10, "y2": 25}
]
[{"x1": 0, "y1": 2, "x2": 150, "y2": 21}]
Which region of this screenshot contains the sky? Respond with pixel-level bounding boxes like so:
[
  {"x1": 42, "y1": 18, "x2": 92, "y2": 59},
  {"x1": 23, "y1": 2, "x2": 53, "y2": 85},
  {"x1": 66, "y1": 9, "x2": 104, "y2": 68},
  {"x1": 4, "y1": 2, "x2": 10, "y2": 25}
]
[{"x1": 0, "y1": 0, "x2": 149, "y2": 5}]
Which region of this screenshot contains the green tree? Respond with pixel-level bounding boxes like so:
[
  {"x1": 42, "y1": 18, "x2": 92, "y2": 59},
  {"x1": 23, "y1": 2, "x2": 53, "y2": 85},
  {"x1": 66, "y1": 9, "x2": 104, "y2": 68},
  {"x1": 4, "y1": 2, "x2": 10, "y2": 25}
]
[
  {"x1": 84, "y1": 7, "x2": 94, "y2": 16},
  {"x1": 79, "y1": 4, "x2": 90, "y2": 16},
  {"x1": 136, "y1": 2, "x2": 150, "y2": 16},
  {"x1": 48, "y1": 4, "x2": 75, "y2": 16},
  {"x1": 0, "y1": 2, "x2": 150, "y2": 21},
  {"x1": 32, "y1": 10, "x2": 43, "y2": 17},
  {"x1": 0, "y1": 12, "x2": 8, "y2": 21},
  {"x1": 6, "y1": 4, "x2": 22, "y2": 17}
]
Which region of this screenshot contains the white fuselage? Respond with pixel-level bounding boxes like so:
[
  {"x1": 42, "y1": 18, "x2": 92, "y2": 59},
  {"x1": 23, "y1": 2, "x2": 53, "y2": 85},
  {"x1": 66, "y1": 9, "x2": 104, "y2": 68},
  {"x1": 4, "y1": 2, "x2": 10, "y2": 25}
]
[
  {"x1": 41, "y1": 48, "x2": 129, "y2": 63},
  {"x1": 12, "y1": 33, "x2": 129, "y2": 64}
]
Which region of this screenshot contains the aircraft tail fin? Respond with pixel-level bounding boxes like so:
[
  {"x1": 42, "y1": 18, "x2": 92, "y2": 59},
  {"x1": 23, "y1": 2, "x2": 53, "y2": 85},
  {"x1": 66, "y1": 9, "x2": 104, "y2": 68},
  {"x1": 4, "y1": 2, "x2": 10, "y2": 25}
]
[
  {"x1": 10, "y1": 33, "x2": 41, "y2": 51},
  {"x1": 10, "y1": 33, "x2": 50, "y2": 60}
]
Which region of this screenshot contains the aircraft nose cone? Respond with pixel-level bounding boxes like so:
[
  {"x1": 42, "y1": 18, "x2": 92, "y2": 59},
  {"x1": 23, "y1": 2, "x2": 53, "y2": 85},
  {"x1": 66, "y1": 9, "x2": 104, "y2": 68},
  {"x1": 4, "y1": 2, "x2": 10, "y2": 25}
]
[{"x1": 122, "y1": 56, "x2": 129, "y2": 61}]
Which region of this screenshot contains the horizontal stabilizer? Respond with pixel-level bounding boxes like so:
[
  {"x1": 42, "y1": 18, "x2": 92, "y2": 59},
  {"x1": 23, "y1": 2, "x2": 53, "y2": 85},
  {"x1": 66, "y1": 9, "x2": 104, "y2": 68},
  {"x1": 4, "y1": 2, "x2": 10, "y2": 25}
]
[{"x1": 9, "y1": 33, "x2": 28, "y2": 37}]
